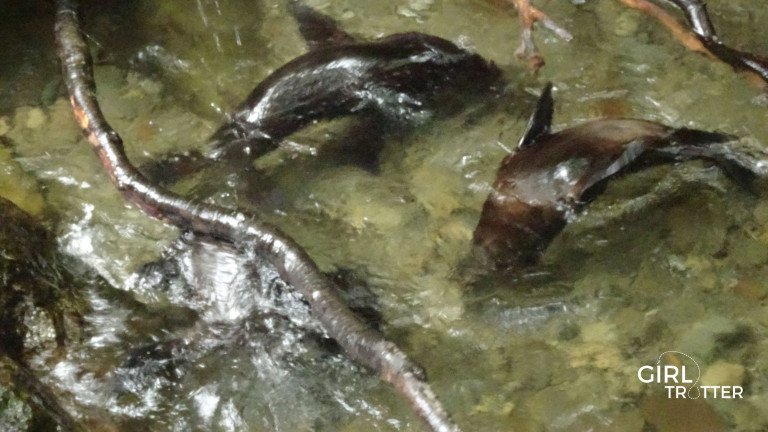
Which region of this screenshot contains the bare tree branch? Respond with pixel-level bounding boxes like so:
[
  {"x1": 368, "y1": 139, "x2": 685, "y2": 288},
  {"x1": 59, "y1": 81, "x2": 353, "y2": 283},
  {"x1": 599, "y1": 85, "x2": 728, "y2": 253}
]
[
  {"x1": 619, "y1": 0, "x2": 768, "y2": 90},
  {"x1": 53, "y1": 1, "x2": 460, "y2": 431},
  {"x1": 508, "y1": 0, "x2": 573, "y2": 71}
]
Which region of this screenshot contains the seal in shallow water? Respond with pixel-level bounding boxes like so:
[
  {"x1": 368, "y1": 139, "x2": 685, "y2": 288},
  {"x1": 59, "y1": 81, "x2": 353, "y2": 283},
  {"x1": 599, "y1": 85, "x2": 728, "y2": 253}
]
[
  {"x1": 207, "y1": 1, "x2": 502, "y2": 163},
  {"x1": 143, "y1": 1, "x2": 502, "y2": 183},
  {"x1": 474, "y1": 83, "x2": 766, "y2": 268}
]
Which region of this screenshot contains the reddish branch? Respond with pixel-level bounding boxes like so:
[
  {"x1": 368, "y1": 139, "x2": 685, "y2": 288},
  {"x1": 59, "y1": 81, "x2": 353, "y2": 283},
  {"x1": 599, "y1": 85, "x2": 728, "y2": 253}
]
[
  {"x1": 619, "y1": 0, "x2": 768, "y2": 90},
  {"x1": 508, "y1": 0, "x2": 573, "y2": 71},
  {"x1": 54, "y1": 1, "x2": 459, "y2": 431}
]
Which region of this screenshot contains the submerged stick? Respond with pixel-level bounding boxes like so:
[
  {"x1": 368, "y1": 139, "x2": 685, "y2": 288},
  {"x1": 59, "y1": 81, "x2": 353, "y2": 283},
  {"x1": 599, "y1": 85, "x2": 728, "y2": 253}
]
[
  {"x1": 507, "y1": 0, "x2": 573, "y2": 71},
  {"x1": 665, "y1": 0, "x2": 768, "y2": 88},
  {"x1": 54, "y1": 1, "x2": 459, "y2": 431},
  {"x1": 619, "y1": 0, "x2": 768, "y2": 90}
]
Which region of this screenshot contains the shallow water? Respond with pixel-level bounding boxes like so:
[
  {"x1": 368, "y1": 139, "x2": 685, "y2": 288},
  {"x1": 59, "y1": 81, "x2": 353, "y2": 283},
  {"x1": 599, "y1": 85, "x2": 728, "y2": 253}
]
[{"x1": 2, "y1": 0, "x2": 768, "y2": 430}]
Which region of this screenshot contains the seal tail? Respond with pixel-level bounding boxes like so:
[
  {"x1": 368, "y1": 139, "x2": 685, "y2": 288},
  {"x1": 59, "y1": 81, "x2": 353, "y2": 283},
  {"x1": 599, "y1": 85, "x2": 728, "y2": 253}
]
[
  {"x1": 666, "y1": 127, "x2": 736, "y2": 147},
  {"x1": 659, "y1": 128, "x2": 768, "y2": 188}
]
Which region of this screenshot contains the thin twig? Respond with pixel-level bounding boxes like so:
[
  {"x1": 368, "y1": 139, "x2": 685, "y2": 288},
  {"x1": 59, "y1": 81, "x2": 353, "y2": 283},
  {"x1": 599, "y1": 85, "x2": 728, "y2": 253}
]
[
  {"x1": 53, "y1": 1, "x2": 459, "y2": 431},
  {"x1": 508, "y1": 0, "x2": 573, "y2": 71},
  {"x1": 619, "y1": 0, "x2": 706, "y2": 52}
]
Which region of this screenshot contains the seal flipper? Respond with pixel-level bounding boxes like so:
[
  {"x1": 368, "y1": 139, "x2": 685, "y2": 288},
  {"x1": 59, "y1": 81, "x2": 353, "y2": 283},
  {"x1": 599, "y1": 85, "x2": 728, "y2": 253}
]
[
  {"x1": 571, "y1": 137, "x2": 656, "y2": 204},
  {"x1": 518, "y1": 82, "x2": 554, "y2": 149},
  {"x1": 666, "y1": 127, "x2": 736, "y2": 146},
  {"x1": 574, "y1": 129, "x2": 740, "y2": 203},
  {"x1": 288, "y1": 1, "x2": 357, "y2": 50},
  {"x1": 653, "y1": 129, "x2": 768, "y2": 189}
]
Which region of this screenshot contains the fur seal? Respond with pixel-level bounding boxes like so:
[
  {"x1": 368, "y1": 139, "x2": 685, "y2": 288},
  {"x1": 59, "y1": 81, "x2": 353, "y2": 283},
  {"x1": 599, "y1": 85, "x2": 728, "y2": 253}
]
[
  {"x1": 143, "y1": 2, "x2": 501, "y2": 183},
  {"x1": 474, "y1": 83, "x2": 766, "y2": 268},
  {"x1": 208, "y1": 1, "x2": 502, "y2": 163}
]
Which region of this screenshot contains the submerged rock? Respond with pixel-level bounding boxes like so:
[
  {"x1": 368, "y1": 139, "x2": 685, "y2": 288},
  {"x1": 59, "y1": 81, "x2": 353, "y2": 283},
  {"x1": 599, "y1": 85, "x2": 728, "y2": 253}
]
[
  {"x1": 701, "y1": 361, "x2": 746, "y2": 388},
  {"x1": 0, "y1": 197, "x2": 88, "y2": 430},
  {"x1": 1, "y1": 197, "x2": 74, "y2": 358},
  {"x1": 640, "y1": 395, "x2": 726, "y2": 432},
  {"x1": 0, "y1": 145, "x2": 45, "y2": 217}
]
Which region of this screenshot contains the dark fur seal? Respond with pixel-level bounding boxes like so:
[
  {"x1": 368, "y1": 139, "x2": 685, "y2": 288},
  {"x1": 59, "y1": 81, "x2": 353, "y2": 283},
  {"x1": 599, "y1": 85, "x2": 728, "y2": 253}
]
[
  {"x1": 474, "y1": 83, "x2": 766, "y2": 268},
  {"x1": 144, "y1": 2, "x2": 501, "y2": 183},
  {"x1": 207, "y1": 1, "x2": 501, "y2": 163}
]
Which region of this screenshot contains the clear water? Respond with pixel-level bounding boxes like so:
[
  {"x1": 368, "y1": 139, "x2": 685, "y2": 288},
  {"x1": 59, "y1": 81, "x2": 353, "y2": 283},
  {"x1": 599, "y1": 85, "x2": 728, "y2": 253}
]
[{"x1": 2, "y1": 0, "x2": 768, "y2": 430}]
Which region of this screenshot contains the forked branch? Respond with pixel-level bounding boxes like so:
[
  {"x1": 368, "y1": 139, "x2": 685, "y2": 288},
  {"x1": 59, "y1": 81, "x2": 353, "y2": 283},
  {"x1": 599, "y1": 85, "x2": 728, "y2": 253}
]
[
  {"x1": 54, "y1": 1, "x2": 459, "y2": 431},
  {"x1": 619, "y1": 0, "x2": 768, "y2": 90},
  {"x1": 508, "y1": 0, "x2": 573, "y2": 71}
]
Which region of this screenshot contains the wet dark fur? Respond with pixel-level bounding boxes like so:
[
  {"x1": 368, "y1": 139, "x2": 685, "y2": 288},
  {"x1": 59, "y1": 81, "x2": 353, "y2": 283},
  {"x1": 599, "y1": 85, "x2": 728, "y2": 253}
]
[
  {"x1": 207, "y1": 2, "x2": 502, "y2": 163},
  {"x1": 474, "y1": 83, "x2": 764, "y2": 269}
]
